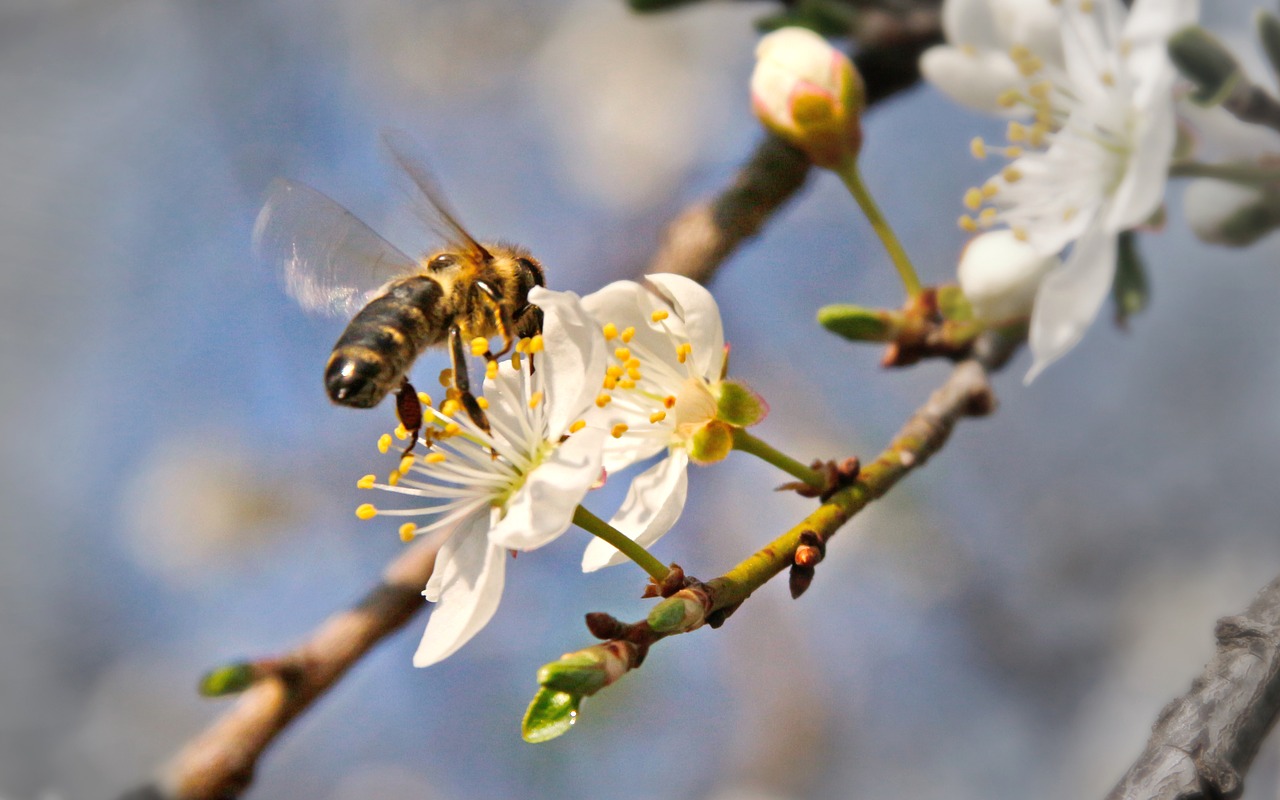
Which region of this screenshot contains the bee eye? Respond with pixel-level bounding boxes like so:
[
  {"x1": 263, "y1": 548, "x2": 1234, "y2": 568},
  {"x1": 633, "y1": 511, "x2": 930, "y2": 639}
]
[
  {"x1": 517, "y1": 257, "x2": 545, "y2": 287},
  {"x1": 429, "y1": 254, "x2": 457, "y2": 271}
]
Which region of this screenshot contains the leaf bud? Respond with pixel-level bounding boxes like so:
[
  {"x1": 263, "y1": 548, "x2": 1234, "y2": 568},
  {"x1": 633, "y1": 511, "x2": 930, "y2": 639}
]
[{"x1": 1168, "y1": 25, "x2": 1242, "y2": 105}]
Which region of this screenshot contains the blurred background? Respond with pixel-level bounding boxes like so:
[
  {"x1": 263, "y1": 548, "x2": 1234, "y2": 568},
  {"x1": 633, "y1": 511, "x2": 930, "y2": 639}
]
[{"x1": 4, "y1": 0, "x2": 1280, "y2": 798}]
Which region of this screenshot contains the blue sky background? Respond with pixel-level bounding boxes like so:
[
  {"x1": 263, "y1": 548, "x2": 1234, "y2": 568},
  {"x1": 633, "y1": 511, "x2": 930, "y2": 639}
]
[{"x1": 5, "y1": 1, "x2": 1280, "y2": 798}]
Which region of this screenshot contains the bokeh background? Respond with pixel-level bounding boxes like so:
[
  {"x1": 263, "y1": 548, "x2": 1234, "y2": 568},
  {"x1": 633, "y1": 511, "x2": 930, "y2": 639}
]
[{"x1": 4, "y1": 1, "x2": 1280, "y2": 798}]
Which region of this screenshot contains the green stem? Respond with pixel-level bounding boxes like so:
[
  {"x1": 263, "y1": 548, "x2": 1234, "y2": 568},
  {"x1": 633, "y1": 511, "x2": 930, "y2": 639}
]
[
  {"x1": 835, "y1": 156, "x2": 923, "y2": 298},
  {"x1": 1169, "y1": 160, "x2": 1280, "y2": 185},
  {"x1": 573, "y1": 505, "x2": 669, "y2": 582},
  {"x1": 731, "y1": 428, "x2": 825, "y2": 490}
]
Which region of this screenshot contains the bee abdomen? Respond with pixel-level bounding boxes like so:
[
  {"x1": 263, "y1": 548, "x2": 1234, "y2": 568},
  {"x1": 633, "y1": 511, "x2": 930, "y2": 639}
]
[{"x1": 326, "y1": 277, "x2": 448, "y2": 408}]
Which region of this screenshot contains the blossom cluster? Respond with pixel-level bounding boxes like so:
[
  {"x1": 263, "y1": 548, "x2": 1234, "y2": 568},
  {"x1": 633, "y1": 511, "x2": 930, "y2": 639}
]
[{"x1": 356, "y1": 275, "x2": 760, "y2": 667}]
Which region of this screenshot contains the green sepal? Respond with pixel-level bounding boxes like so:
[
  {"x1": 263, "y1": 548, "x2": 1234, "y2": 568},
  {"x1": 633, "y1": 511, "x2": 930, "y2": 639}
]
[
  {"x1": 1168, "y1": 26, "x2": 1242, "y2": 105},
  {"x1": 817, "y1": 304, "x2": 903, "y2": 342},
  {"x1": 199, "y1": 662, "x2": 255, "y2": 697},
  {"x1": 935, "y1": 285, "x2": 975, "y2": 322},
  {"x1": 715, "y1": 380, "x2": 768, "y2": 427},
  {"x1": 522, "y1": 688, "x2": 582, "y2": 743},
  {"x1": 537, "y1": 652, "x2": 609, "y2": 695},
  {"x1": 1256, "y1": 10, "x2": 1280, "y2": 84},
  {"x1": 1112, "y1": 232, "x2": 1149, "y2": 325},
  {"x1": 688, "y1": 421, "x2": 734, "y2": 465}
]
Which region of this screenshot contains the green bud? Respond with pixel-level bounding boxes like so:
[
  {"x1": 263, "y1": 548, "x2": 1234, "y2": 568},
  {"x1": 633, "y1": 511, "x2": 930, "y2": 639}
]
[
  {"x1": 688, "y1": 420, "x2": 734, "y2": 465},
  {"x1": 1256, "y1": 10, "x2": 1280, "y2": 84},
  {"x1": 1185, "y1": 179, "x2": 1280, "y2": 247},
  {"x1": 647, "y1": 593, "x2": 706, "y2": 633},
  {"x1": 816, "y1": 304, "x2": 903, "y2": 342},
  {"x1": 715, "y1": 380, "x2": 768, "y2": 427},
  {"x1": 1168, "y1": 26, "x2": 1242, "y2": 105},
  {"x1": 1111, "y1": 232, "x2": 1149, "y2": 325},
  {"x1": 538, "y1": 651, "x2": 610, "y2": 695},
  {"x1": 521, "y1": 688, "x2": 581, "y2": 744},
  {"x1": 198, "y1": 662, "x2": 256, "y2": 697}
]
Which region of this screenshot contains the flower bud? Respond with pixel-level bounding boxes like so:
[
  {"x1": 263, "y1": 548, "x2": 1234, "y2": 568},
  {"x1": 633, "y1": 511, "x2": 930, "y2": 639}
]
[
  {"x1": 647, "y1": 588, "x2": 708, "y2": 633},
  {"x1": 751, "y1": 27, "x2": 865, "y2": 168},
  {"x1": 1184, "y1": 179, "x2": 1280, "y2": 247},
  {"x1": 1168, "y1": 25, "x2": 1242, "y2": 105},
  {"x1": 957, "y1": 229, "x2": 1057, "y2": 322}
]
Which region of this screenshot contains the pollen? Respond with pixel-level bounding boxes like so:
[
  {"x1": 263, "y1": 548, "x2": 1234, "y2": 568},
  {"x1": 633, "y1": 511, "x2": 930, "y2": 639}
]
[
  {"x1": 399, "y1": 455, "x2": 416, "y2": 474},
  {"x1": 603, "y1": 375, "x2": 618, "y2": 391},
  {"x1": 1028, "y1": 81, "x2": 1051, "y2": 102},
  {"x1": 1001, "y1": 166, "x2": 1023, "y2": 183},
  {"x1": 611, "y1": 424, "x2": 628, "y2": 438},
  {"x1": 963, "y1": 188, "x2": 984, "y2": 210},
  {"x1": 485, "y1": 360, "x2": 498, "y2": 380},
  {"x1": 606, "y1": 365, "x2": 624, "y2": 380},
  {"x1": 399, "y1": 523, "x2": 417, "y2": 542},
  {"x1": 476, "y1": 396, "x2": 489, "y2": 410},
  {"x1": 676, "y1": 343, "x2": 692, "y2": 364},
  {"x1": 528, "y1": 335, "x2": 544, "y2": 353},
  {"x1": 528, "y1": 391, "x2": 544, "y2": 409},
  {"x1": 970, "y1": 137, "x2": 988, "y2": 159},
  {"x1": 1007, "y1": 121, "x2": 1026, "y2": 143},
  {"x1": 511, "y1": 352, "x2": 522, "y2": 371},
  {"x1": 651, "y1": 310, "x2": 669, "y2": 323},
  {"x1": 440, "y1": 399, "x2": 461, "y2": 417},
  {"x1": 663, "y1": 395, "x2": 677, "y2": 409},
  {"x1": 602, "y1": 322, "x2": 618, "y2": 340},
  {"x1": 997, "y1": 89, "x2": 1020, "y2": 108},
  {"x1": 438, "y1": 368, "x2": 454, "y2": 387},
  {"x1": 387, "y1": 471, "x2": 401, "y2": 487},
  {"x1": 649, "y1": 411, "x2": 667, "y2": 424},
  {"x1": 394, "y1": 424, "x2": 408, "y2": 440},
  {"x1": 614, "y1": 347, "x2": 631, "y2": 362},
  {"x1": 626, "y1": 366, "x2": 642, "y2": 380},
  {"x1": 569, "y1": 419, "x2": 586, "y2": 433},
  {"x1": 617, "y1": 379, "x2": 636, "y2": 389},
  {"x1": 377, "y1": 434, "x2": 392, "y2": 454},
  {"x1": 959, "y1": 215, "x2": 978, "y2": 232},
  {"x1": 356, "y1": 503, "x2": 378, "y2": 520},
  {"x1": 425, "y1": 452, "x2": 447, "y2": 464},
  {"x1": 620, "y1": 326, "x2": 635, "y2": 343},
  {"x1": 417, "y1": 391, "x2": 432, "y2": 406},
  {"x1": 443, "y1": 422, "x2": 461, "y2": 436},
  {"x1": 470, "y1": 337, "x2": 489, "y2": 356},
  {"x1": 595, "y1": 393, "x2": 613, "y2": 408},
  {"x1": 357, "y1": 474, "x2": 376, "y2": 489}
]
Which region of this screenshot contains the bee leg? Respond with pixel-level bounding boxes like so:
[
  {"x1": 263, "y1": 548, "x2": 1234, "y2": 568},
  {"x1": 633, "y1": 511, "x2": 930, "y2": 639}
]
[
  {"x1": 395, "y1": 379, "x2": 424, "y2": 459},
  {"x1": 448, "y1": 324, "x2": 491, "y2": 434},
  {"x1": 512, "y1": 303, "x2": 544, "y2": 372}
]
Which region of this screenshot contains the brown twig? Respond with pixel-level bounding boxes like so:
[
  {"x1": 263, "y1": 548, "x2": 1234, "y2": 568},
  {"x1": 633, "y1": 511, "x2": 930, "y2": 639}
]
[{"x1": 1104, "y1": 573, "x2": 1280, "y2": 800}]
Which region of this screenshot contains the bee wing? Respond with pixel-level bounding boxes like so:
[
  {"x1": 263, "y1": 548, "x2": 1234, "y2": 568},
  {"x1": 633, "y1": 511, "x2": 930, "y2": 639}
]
[
  {"x1": 382, "y1": 130, "x2": 492, "y2": 262},
  {"x1": 253, "y1": 178, "x2": 420, "y2": 318}
]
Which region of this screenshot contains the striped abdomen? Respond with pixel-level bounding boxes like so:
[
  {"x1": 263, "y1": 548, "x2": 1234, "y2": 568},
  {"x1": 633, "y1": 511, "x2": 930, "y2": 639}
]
[{"x1": 325, "y1": 276, "x2": 450, "y2": 408}]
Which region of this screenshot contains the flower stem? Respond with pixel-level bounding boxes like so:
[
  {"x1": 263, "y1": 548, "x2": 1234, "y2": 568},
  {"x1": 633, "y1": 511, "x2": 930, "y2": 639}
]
[
  {"x1": 731, "y1": 428, "x2": 825, "y2": 490},
  {"x1": 835, "y1": 156, "x2": 923, "y2": 298},
  {"x1": 573, "y1": 505, "x2": 669, "y2": 582}
]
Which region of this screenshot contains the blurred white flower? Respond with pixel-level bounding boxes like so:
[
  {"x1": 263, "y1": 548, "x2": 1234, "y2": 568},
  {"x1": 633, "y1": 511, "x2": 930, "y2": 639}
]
[
  {"x1": 751, "y1": 27, "x2": 864, "y2": 168},
  {"x1": 957, "y1": 229, "x2": 1058, "y2": 321},
  {"x1": 1180, "y1": 100, "x2": 1280, "y2": 247},
  {"x1": 359, "y1": 287, "x2": 606, "y2": 667},
  {"x1": 920, "y1": 0, "x2": 1063, "y2": 116},
  {"x1": 579, "y1": 274, "x2": 754, "y2": 572},
  {"x1": 959, "y1": 0, "x2": 1197, "y2": 381}
]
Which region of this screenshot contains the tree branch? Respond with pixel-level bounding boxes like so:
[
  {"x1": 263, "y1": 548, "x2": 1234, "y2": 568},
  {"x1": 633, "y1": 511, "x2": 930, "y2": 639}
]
[{"x1": 1104, "y1": 573, "x2": 1280, "y2": 800}]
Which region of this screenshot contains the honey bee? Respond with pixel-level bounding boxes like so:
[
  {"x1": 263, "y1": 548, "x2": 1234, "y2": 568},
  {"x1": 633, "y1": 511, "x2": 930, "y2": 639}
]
[{"x1": 253, "y1": 134, "x2": 545, "y2": 453}]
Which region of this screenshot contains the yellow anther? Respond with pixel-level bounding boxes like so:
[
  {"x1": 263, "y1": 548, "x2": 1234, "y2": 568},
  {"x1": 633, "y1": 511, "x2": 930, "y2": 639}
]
[
  {"x1": 357, "y1": 474, "x2": 376, "y2": 489},
  {"x1": 963, "y1": 188, "x2": 984, "y2": 210},
  {"x1": 595, "y1": 393, "x2": 612, "y2": 408},
  {"x1": 1003, "y1": 146, "x2": 1023, "y2": 159},
  {"x1": 1009, "y1": 44, "x2": 1031, "y2": 62},
  {"x1": 417, "y1": 391, "x2": 432, "y2": 406},
  {"x1": 485, "y1": 360, "x2": 498, "y2": 380},
  {"x1": 663, "y1": 395, "x2": 677, "y2": 409},
  {"x1": 649, "y1": 410, "x2": 667, "y2": 424},
  {"x1": 477, "y1": 396, "x2": 489, "y2": 410},
  {"x1": 620, "y1": 326, "x2": 635, "y2": 343},
  {"x1": 511, "y1": 352, "x2": 522, "y2": 371},
  {"x1": 356, "y1": 503, "x2": 378, "y2": 520},
  {"x1": 1007, "y1": 121, "x2": 1026, "y2": 143},
  {"x1": 1016, "y1": 56, "x2": 1043, "y2": 77},
  {"x1": 606, "y1": 365, "x2": 624, "y2": 379},
  {"x1": 959, "y1": 215, "x2": 979, "y2": 232},
  {"x1": 387, "y1": 471, "x2": 401, "y2": 487},
  {"x1": 445, "y1": 387, "x2": 461, "y2": 401},
  {"x1": 614, "y1": 347, "x2": 631, "y2": 362},
  {"x1": 569, "y1": 419, "x2": 586, "y2": 433},
  {"x1": 394, "y1": 423, "x2": 408, "y2": 440},
  {"x1": 997, "y1": 89, "x2": 1020, "y2": 108},
  {"x1": 1062, "y1": 207, "x2": 1078, "y2": 222},
  {"x1": 651, "y1": 309, "x2": 669, "y2": 323},
  {"x1": 1028, "y1": 81, "x2": 1051, "y2": 101},
  {"x1": 626, "y1": 366, "x2": 642, "y2": 380},
  {"x1": 470, "y1": 336, "x2": 489, "y2": 356},
  {"x1": 377, "y1": 434, "x2": 392, "y2": 454},
  {"x1": 1028, "y1": 125, "x2": 1047, "y2": 148},
  {"x1": 443, "y1": 422, "x2": 461, "y2": 436},
  {"x1": 440, "y1": 399, "x2": 461, "y2": 417},
  {"x1": 438, "y1": 368, "x2": 454, "y2": 387},
  {"x1": 528, "y1": 335, "x2": 544, "y2": 353},
  {"x1": 1012, "y1": 226, "x2": 1029, "y2": 242},
  {"x1": 515, "y1": 338, "x2": 529, "y2": 354},
  {"x1": 978, "y1": 208, "x2": 998, "y2": 226},
  {"x1": 970, "y1": 137, "x2": 988, "y2": 159},
  {"x1": 625, "y1": 357, "x2": 640, "y2": 370},
  {"x1": 399, "y1": 523, "x2": 417, "y2": 542},
  {"x1": 603, "y1": 376, "x2": 618, "y2": 391},
  {"x1": 611, "y1": 423, "x2": 628, "y2": 438},
  {"x1": 676, "y1": 343, "x2": 692, "y2": 364},
  {"x1": 1100, "y1": 69, "x2": 1115, "y2": 87},
  {"x1": 1080, "y1": 0, "x2": 1093, "y2": 12},
  {"x1": 602, "y1": 322, "x2": 618, "y2": 341},
  {"x1": 1001, "y1": 166, "x2": 1023, "y2": 183},
  {"x1": 528, "y1": 391, "x2": 544, "y2": 409},
  {"x1": 399, "y1": 455, "x2": 416, "y2": 474},
  {"x1": 618, "y1": 379, "x2": 636, "y2": 390},
  {"x1": 982, "y1": 182, "x2": 999, "y2": 199},
  {"x1": 425, "y1": 452, "x2": 447, "y2": 464}
]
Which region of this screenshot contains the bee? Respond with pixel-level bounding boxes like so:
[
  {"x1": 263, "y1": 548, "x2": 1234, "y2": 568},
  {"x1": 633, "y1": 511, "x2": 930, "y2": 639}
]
[{"x1": 252, "y1": 134, "x2": 545, "y2": 454}]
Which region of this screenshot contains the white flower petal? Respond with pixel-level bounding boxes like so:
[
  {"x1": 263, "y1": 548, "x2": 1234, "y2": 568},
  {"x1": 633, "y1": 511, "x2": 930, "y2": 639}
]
[
  {"x1": 582, "y1": 449, "x2": 689, "y2": 572},
  {"x1": 645, "y1": 274, "x2": 725, "y2": 379},
  {"x1": 530, "y1": 287, "x2": 608, "y2": 437},
  {"x1": 942, "y1": 0, "x2": 1003, "y2": 49},
  {"x1": 488, "y1": 426, "x2": 605, "y2": 551},
  {"x1": 413, "y1": 530, "x2": 507, "y2": 668},
  {"x1": 921, "y1": 46, "x2": 1024, "y2": 116},
  {"x1": 422, "y1": 510, "x2": 489, "y2": 603},
  {"x1": 1104, "y1": 74, "x2": 1176, "y2": 231},
  {"x1": 1025, "y1": 221, "x2": 1118, "y2": 383}
]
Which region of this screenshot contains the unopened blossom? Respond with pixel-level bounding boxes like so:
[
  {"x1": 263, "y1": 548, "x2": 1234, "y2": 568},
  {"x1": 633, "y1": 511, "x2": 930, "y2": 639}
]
[
  {"x1": 751, "y1": 27, "x2": 865, "y2": 168},
  {"x1": 920, "y1": 0, "x2": 1063, "y2": 116},
  {"x1": 956, "y1": 0, "x2": 1198, "y2": 381},
  {"x1": 579, "y1": 274, "x2": 763, "y2": 572},
  {"x1": 957, "y1": 229, "x2": 1058, "y2": 321},
  {"x1": 356, "y1": 287, "x2": 606, "y2": 667}
]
